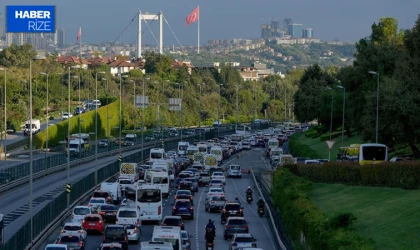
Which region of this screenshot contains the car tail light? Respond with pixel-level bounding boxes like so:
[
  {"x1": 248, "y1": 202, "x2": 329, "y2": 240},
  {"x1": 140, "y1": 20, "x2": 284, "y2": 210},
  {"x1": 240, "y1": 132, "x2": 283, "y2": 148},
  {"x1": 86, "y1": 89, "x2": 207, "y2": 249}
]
[
  {"x1": 107, "y1": 197, "x2": 111, "y2": 201},
  {"x1": 125, "y1": 236, "x2": 127, "y2": 241},
  {"x1": 173, "y1": 206, "x2": 176, "y2": 210},
  {"x1": 225, "y1": 225, "x2": 231, "y2": 228},
  {"x1": 232, "y1": 243, "x2": 237, "y2": 246},
  {"x1": 133, "y1": 227, "x2": 138, "y2": 232},
  {"x1": 103, "y1": 236, "x2": 105, "y2": 241},
  {"x1": 99, "y1": 220, "x2": 103, "y2": 224},
  {"x1": 57, "y1": 241, "x2": 62, "y2": 244},
  {"x1": 175, "y1": 196, "x2": 179, "y2": 199},
  {"x1": 211, "y1": 201, "x2": 214, "y2": 204},
  {"x1": 158, "y1": 205, "x2": 162, "y2": 215},
  {"x1": 189, "y1": 207, "x2": 194, "y2": 210},
  {"x1": 78, "y1": 242, "x2": 83, "y2": 247},
  {"x1": 244, "y1": 225, "x2": 248, "y2": 229},
  {"x1": 222, "y1": 209, "x2": 226, "y2": 213},
  {"x1": 99, "y1": 212, "x2": 105, "y2": 215},
  {"x1": 82, "y1": 219, "x2": 85, "y2": 223}
]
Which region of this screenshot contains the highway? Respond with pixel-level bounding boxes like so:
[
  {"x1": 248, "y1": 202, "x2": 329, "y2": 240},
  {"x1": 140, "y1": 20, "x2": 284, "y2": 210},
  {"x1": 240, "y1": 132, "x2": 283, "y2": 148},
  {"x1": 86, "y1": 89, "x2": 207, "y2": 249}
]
[{"x1": 37, "y1": 148, "x2": 278, "y2": 250}]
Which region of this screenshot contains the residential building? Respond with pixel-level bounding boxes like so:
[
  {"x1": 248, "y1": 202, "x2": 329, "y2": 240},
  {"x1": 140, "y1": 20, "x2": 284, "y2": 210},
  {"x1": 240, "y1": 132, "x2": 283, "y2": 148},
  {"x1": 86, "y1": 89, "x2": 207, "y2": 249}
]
[
  {"x1": 303, "y1": 28, "x2": 313, "y2": 38},
  {"x1": 288, "y1": 24, "x2": 303, "y2": 38},
  {"x1": 261, "y1": 24, "x2": 271, "y2": 39},
  {"x1": 54, "y1": 55, "x2": 90, "y2": 69},
  {"x1": 236, "y1": 66, "x2": 259, "y2": 81}
]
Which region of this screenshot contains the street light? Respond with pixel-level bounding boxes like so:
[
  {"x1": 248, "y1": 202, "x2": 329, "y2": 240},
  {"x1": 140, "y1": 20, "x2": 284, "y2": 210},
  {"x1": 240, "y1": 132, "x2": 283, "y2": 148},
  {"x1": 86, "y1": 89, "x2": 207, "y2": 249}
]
[
  {"x1": 235, "y1": 84, "x2": 241, "y2": 131},
  {"x1": 0, "y1": 68, "x2": 6, "y2": 162},
  {"x1": 71, "y1": 74, "x2": 82, "y2": 160},
  {"x1": 197, "y1": 83, "x2": 204, "y2": 141},
  {"x1": 102, "y1": 78, "x2": 109, "y2": 142},
  {"x1": 218, "y1": 84, "x2": 223, "y2": 138},
  {"x1": 369, "y1": 71, "x2": 380, "y2": 143},
  {"x1": 271, "y1": 86, "x2": 276, "y2": 122},
  {"x1": 142, "y1": 77, "x2": 150, "y2": 162},
  {"x1": 40, "y1": 72, "x2": 49, "y2": 160},
  {"x1": 326, "y1": 87, "x2": 334, "y2": 161},
  {"x1": 94, "y1": 71, "x2": 105, "y2": 185},
  {"x1": 337, "y1": 85, "x2": 346, "y2": 147},
  {"x1": 119, "y1": 74, "x2": 128, "y2": 160}
]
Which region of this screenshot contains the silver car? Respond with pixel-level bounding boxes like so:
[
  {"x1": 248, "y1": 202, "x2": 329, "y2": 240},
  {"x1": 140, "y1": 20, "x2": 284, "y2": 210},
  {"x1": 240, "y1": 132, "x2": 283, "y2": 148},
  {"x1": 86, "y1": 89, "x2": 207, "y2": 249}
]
[
  {"x1": 205, "y1": 195, "x2": 226, "y2": 212},
  {"x1": 181, "y1": 230, "x2": 191, "y2": 250},
  {"x1": 230, "y1": 233, "x2": 257, "y2": 250},
  {"x1": 125, "y1": 224, "x2": 141, "y2": 243}
]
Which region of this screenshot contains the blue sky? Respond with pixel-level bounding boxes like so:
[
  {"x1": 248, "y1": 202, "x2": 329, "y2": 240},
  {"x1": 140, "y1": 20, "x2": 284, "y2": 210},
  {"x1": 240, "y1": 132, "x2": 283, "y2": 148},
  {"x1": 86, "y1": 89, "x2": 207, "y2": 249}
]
[{"x1": 1, "y1": 0, "x2": 419, "y2": 45}]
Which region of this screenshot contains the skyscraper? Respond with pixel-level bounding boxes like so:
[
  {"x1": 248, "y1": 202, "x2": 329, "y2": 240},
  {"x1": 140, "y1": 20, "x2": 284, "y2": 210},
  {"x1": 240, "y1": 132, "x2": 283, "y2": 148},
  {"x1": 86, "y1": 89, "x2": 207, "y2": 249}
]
[
  {"x1": 56, "y1": 28, "x2": 65, "y2": 47},
  {"x1": 303, "y1": 28, "x2": 314, "y2": 38},
  {"x1": 283, "y1": 18, "x2": 293, "y2": 34},
  {"x1": 271, "y1": 19, "x2": 280, "y2": 37},
  {"x1": 288, "y1": 24, "x2": 303, "y2": 38},
  {"x1": 261, "y1": 24, "x2": 271, "y2": 40}
]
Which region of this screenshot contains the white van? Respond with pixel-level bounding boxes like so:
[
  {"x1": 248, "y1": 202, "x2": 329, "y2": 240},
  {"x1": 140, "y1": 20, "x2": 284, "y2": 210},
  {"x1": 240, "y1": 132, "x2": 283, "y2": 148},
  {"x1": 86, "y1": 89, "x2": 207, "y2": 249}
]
[
  {"x1": 150, "y1": 148, "x2": 165, "y2": 162},
  {"x1": 152, "y1": 226, "x2": 182, "y2": 250},
  {"x1": 100, "y1": 182, "x2": 121, "y2": 204},
  {"x1": 227, "y1": 164, "x2": 242, "y2": 178},
  {"x1": 152, "y1": 160, "x2": 169, "y2": 172},
  {"x1": 146, "y1": 171, "x2": 169, "y2": 198},
  {"x1": 116, "y1": 205, "x2": 142, "y2": 227},
  {"x1": 140, "y1": 241, "x2": 173, "y2": 250},
  {"x1": 68, "y1": 139, "x2": 86, "y2": 156},
  {"x1": 92, "y1": 99, "x2": 101, "y2": 107},
  {"x1": 210, "y1": 146, "x2": 223, "y2": 164},
  {"x1": 177, "y1": 142, "x2": 190, "y2": 156}
]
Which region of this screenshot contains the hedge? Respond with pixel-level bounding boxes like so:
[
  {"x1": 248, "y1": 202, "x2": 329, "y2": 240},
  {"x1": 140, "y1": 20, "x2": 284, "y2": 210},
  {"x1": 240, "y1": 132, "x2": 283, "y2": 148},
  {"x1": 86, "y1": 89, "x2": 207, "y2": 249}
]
[
  {"x1": 289, "y1": 134, "x2": 319, "y2": 159},
  {"x1": 272, "y1": 168, "x2": 375, "y2": 250},
  {"x1": 34, "y1": 100, "x2": 120, "y2": 148},
  {"x1": 284, "y1": 161, "x2": 420, "y2": 190},
  {"x1": 320, "y1": 131, "x2": 342, "y2": 141}
]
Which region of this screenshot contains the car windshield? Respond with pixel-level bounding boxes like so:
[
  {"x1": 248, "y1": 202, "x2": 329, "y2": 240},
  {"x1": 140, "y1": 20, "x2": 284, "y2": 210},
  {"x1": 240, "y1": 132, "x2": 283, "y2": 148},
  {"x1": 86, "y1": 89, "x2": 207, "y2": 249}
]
[
  {"x1": 228, "y1": 219, "x2": 247, "y2": 225},
  {"x1": 230, "y1": 165, "x2": 240, "y2": 170},
  {"x1": 118, "y1": 210, "x2": 137, "y2": 218},
  {"x1": 209, "y1": 189, "x2": 223, "y2": 192},
  {"x1": 60, "y1": 236, "x2": 80, "y2": 242},
  {"x1": 106, "y1": 227, "x2": 125, "y2": 236},
  {"x1": 213, "y1": 172, "x2": 223, "y2": 176},
  {"x1": 90, "y1": 199, "x2": 105, "y2": 203},
  {"x1": 176, "y1": 200, "x2": 192, "y2": 207},
  {"x1": 100, "y1": 205, "x2": 116, "y2": 211},
  {"x1": 74, "y1": 207, "x2": 90, "y2": 215},
  {"x1": 212, "y1": 196, "x2": 225, "y2": 201},
  {"x1": 64, "y1": 225, "x2": 82, "y2": 231},
  {"x1": 225, "y1": 204, "x2": 241, "y2": 210},
  {"x1": 125, "y1": 224, "x2": 136, "y2": 229},
  {"x1": 235, "y1": 237, "x2": 254, "y2": 242},
  {"x1": 177, "y1": 191, "x2": 191, "y2": 195},
  {"x1": 164, "y1": 218, "x2": 182, "y2": 224},
  {"x1": 85, "y1": 216, "x2": 100, "y2": 222},
  {"x1": 211, "y1": 180, "x2": 222, "y2": 183},
  {"x1": 102, "y1": 247, "x2": 122, "y2": 250}
]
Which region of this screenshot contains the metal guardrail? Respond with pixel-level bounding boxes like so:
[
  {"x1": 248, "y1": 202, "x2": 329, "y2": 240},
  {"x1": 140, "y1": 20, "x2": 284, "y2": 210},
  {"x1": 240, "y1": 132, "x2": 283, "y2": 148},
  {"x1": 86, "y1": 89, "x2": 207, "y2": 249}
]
[
  {"x1": 0, "y1": 135, "x2": 192, "y2": 195},
  {"x1": 251, "y1": 169, "x2": 288, "y2": 250}
]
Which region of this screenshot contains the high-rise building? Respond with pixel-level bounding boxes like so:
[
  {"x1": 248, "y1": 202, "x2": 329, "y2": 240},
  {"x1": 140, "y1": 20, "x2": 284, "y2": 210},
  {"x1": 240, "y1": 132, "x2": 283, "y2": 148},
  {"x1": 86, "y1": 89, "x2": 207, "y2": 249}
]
[
  {"x1": 0, "y1": 13, "x2": 3, "y2": 40},
  {"x1": 288, "y1": 24, "x2": 303, "y2": 38},
  {"x1": 261, "y1": 24, "x2": 272, "y2": 40},
  {"x1": 271, "y1": 19, "x2": 281, "y2": 37},
  {"x1": 303, "y1": 28, "x2": 313, "y2": 38},
  {"x1": 283, "y1": 18, "x2": 293, "y2": 34},
  {"x1": 56, "y1": 28, "x2": 65, "y2": 46}
]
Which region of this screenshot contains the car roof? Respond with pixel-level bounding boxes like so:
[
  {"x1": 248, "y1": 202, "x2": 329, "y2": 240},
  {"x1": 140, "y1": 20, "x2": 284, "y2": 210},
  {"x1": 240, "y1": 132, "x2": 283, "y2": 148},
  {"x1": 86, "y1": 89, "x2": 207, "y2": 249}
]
[
  {"x1": 85, "y1": 213, "x2": 101, "y2": 218},
  {"x1": 233, "y1": 233, "x2": 254, "y2": 238},
  {"x1": 227, "y1": 216, "x2": 246, "y2": 220},
  {"x1": 163, "y1": 215, "x2": 182, "y2": 219},
  {"x1": 59, "y1": 232, "x2": 82, "y2": 238},
  {"x1": 64, "y1": 222, "x2": 82, "y2": 226}
]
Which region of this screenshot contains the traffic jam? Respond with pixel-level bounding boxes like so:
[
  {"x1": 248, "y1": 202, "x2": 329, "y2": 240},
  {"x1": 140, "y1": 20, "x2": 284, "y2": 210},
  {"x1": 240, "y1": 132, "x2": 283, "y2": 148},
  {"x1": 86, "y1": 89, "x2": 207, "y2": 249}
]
[{"x1": 44, "y1": 132, "x2": 272, "y2": 250}]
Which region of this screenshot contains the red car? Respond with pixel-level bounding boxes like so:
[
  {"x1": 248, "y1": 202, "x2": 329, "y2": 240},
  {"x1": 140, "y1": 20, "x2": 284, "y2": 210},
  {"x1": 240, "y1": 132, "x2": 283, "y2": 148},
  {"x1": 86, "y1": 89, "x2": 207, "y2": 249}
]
[{"x1": 82, "y1": 214, "x2": 104, "y2": 234}]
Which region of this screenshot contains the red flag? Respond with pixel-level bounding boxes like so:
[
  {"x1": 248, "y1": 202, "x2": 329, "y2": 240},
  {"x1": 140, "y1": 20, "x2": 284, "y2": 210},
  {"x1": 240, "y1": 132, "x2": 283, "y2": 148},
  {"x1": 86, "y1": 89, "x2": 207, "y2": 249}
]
[
  {"x1": 185, "y1": 6, "x2": 199, "y2": 26},
  {"x1": 76, "y1": 27, "x2": 81, "y2": 41}
]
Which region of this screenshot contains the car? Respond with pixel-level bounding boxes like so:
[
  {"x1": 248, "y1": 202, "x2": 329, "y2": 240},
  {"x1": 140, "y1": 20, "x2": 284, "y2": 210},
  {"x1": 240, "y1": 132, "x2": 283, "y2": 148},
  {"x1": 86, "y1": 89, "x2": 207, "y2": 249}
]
[
  {"x1": 241, "y1": 140, "x2": 251, "y2": 150},
  {"x1": 205, "y1": 195, "x2": 226, "y2": 212},
  {"x1": 256, "y1": 140, "x2": 265, "y2": 147},
  {"x1": 162, "y1": 215, "x2": 185, "y2": 230},
  {"x1": 177, "y1": 173, "x2": 193, "y2": 185},
  {"x1": 209, "y1": 179, "x2": 224, "y2": 188},
  {"x1": 103, "y1": 224, "x2": 129, "y2": 250},
  {"x1": 97, "y1": 243, "x2": 123, "y2": 250},
  {"x1": 181, "y1": 230, "x2": 191, "y2": 250},
  {"x1": 227, "y1": 164, "x2": 242, "y2": 178},
  {"x1": 221, "y1": 202, "x2": 244, "y2": 222},
  {"x1": 82, "y1": 214, "x2": 104, "y2": 234},
  {"x1": 175, "y1": 190, "x2": 194, "y2": 204},
  {"x1": 88, "y1": 197, "x2": 107, "y2": 210},
  {"x1": 184, "y1": 177, "x2": 199, "y2": 192},
  {"x1": 92, "y1": 190, "x2": 113, "y2": 204},
  {"x1": 72, "y1": 206, "x2": 95, "y2": 222},
  {"x1": 172, "y1": 199, "x2": 194, "y2": 220},
  {"x1": 61, "y1": 112, "x2": 73, "y2": 120},
  {"x1": 230, "y1": 234, "x2": 257, "y2": 250},
  {"x1": 74, "y1": 107, "x2": 85, "y2": 115},
  {"x1": 224, "y1": 217, "x2": 249, "y2": 240},
  {"x1": 55, "y1": 232, "x2": 85, "y2": 250},
  {"x1": 178, "y1": 181, "x2": 195, "y2": 194},
  {"x1": 198, "y1": 172, "x2": 211, "y2": 186},
  {"x1": 98, "y1": 139, "x2": 109, "y2": 147},
  {"x1": 211, "y1": 171, "x2": 226, "y2": 184},
  {"x1": 97, "y1": 204, "x2": 118, "y2": 223},
  {"x1": 124, "y1": 224, "x2": 141, "y2": 243},
  {"x1": 60, "y1": 222, "x2": 87, "y2": 240},
  {"x1": 206, "y1": 187, "x2": 225, "y2": 198},
  {"x1": 44, "y1": 244, "x2": 68, "y2": 250}
]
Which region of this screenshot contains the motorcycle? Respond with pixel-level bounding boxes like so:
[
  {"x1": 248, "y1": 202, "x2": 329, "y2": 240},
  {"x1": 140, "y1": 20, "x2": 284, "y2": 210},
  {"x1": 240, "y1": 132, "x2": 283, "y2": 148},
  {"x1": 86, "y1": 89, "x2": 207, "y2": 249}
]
[
  {"x1": 246, "y1": 194, "x2": 253, "y2": 204},
  {"x1": 206, "y1": 240, "x2": 214, "y2": 250},
  {"x1": 258, "y1": 206, "x2": 265, "y2": 217}
]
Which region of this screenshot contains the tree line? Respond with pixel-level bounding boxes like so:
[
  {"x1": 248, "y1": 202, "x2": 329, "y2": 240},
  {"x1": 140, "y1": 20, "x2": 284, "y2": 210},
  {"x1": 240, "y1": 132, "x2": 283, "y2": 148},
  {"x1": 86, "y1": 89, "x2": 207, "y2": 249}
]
[
  {"x1": 293, "y1": 15, "x2": 420, "y2": 156},
  {"x1": 0, "y1": 47, "x2": 300, "y2": 134}
]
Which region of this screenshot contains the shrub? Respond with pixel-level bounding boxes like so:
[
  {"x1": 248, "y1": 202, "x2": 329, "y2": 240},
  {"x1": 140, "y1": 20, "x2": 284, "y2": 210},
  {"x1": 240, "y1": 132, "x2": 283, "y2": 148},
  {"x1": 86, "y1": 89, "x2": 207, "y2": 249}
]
[
  {"x1": 304, "y1": 128, "x2": 319, "y2": 138},
  {"x1": 289, "y1": 134, "x2": 319, "y2": 159},
  {"x1": 271, "y1": 168, "x2": 374, "y2": 250},
  {"x1": 320, "y1": 131, "x2": 342, "y2": 141}
]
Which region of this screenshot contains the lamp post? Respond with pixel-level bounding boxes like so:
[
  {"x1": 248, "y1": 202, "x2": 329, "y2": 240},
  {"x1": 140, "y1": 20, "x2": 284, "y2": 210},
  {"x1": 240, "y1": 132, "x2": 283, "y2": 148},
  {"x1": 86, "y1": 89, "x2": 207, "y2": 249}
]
[
  {"x1": 271, "y1": 86, "x2": 276, "y2": 122},
  {"x1": 71, "y1": 74, "x2": 82, "y2": 160},
  {"x1": 58, "y1": 73, "x2": 63, "y2": 121},
  {"x1": 102, "y1": 78, "x2": 109, "y2": 143},
  {"x1": 94, "y1": 71, "x2": 105, "y2": 185},
  {"x1": 197, "y1": 83, "x2": 204, "y2": 141},
  {"x1": 142, "y1": 77, "x2": 150, "y2": 162},
  {"x1": 119, "y1": 74, "x2": 128, "y2": 160},
  {"x1": 337, "y1": 85, "x2": 346, "y2": 147},
  {"x1": 369, "y1": 71, "x2": 380, "y2": 143},
  {"x1": 235, "y1": 84, "x2": 241, "y2": 131},
  {"x1": 0, "y1": 68, "x2": 6, "y2": 162},
  {"x1": 218, "y1": 84, "x2": 223, "y2": 138},
  {"x1": 161, "y1": 80, "x2": 169, "y2": 141},
  {"x1": 326, "y1": 87, "x2": 334, "y2": 161},
  {"x1": 40, "y1": 72, "x2": 49, "y2": 161}
]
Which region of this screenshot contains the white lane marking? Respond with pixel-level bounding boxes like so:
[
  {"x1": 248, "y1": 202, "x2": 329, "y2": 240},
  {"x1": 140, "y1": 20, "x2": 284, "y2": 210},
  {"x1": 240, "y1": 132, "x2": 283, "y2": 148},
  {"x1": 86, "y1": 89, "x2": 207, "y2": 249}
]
[
  {"x1": 195, "y1": 185, "x2": 205, "y2": 250},
  {"x1": 229, "y1": 153, "x2": 277, "y2": 250}
]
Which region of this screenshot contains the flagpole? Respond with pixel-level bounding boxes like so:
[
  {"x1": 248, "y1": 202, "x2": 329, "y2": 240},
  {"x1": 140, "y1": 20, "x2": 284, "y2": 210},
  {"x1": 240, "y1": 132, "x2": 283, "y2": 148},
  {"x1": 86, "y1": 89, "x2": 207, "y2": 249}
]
[
  {"x1": 79, "y1": 27, "x2": 82, "y2": 58},
  {"x1": 197, "y1": 6, "x2": 200, "y2": 54}
]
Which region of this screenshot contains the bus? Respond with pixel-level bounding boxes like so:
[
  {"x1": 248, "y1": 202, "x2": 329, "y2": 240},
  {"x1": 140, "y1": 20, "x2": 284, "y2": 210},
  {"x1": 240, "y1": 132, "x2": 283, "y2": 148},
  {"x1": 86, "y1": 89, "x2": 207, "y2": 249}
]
[
  {"x1": 252, "y1": 119, "x2": 270, "y2": 130},
  {"x1": 359, "y1": 143, "x2": 388, "y2": 165},
  {"x1": 0, "y1": 214, "x2": 3, "y2": 246},
  {"x1": 150, "y1": 148, "x2": 165, "y2": 162},
  {"x1": 145, "y1": 171, "x2": 170, "y2": 198},
  {"x1": 135, "y1": 183, "x2": 163, "y2": 222},
  {"x1": 235, "y1": 124, "x2": 251, "y2": 135}
]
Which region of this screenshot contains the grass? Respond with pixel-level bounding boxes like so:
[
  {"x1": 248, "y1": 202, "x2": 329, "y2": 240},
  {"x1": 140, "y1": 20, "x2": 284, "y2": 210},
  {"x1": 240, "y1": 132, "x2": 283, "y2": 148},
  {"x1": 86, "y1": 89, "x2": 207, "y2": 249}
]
[
  {"x1": 298, "y1": 133, "x2": 363, "y2": 161},
  {"x1": 308, "y1": 182, "x2": 420, "y2": 250}
]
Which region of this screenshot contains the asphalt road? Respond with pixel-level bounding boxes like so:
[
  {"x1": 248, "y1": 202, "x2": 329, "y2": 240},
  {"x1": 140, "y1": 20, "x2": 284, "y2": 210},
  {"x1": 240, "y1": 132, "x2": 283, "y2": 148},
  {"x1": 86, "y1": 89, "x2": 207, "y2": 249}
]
[{"x1": 37, "y1": 148, "x2": 277, "y2": 250}]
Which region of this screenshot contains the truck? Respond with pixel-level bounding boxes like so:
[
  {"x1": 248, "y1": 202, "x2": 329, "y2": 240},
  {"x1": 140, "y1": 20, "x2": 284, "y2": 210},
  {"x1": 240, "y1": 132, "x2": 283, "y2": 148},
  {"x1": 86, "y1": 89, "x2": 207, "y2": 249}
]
[
  {"x1": 192, "y1": 152, "x2": 205, "y2": 164},
  {"x1": 197, "y1": 142, "x2": 208, "y2": 153},
  {"x1": 152, "y1": 160, "x2": 169, "y2": 173},
  {"x1": 210, "y1": 146, "x2": 223, "y2": 165},
  {"x1": 270, "y1": 147, "x2": 284, "y2": 164},
  {"x1": 120, "y1": 163, "x2": 139, "y2": 182},
  {"x1": 125, "y1": 133, "x2": 137, "y2": 146},
  {"x1": 203, "y1": 154, "x2": 218, "y2": 171},
  {"x1": 68, "y1": 139, "x2": 86, "y2": 156},
  {"x1": 177, "y1": 142, "x2": 190, "y2": 156},
  {"x1": 100, "y1": 182, "x2": 122, "y2": 204},
  {"x1": 23, "y1": 119, "x2": 41, "y2": 136}
]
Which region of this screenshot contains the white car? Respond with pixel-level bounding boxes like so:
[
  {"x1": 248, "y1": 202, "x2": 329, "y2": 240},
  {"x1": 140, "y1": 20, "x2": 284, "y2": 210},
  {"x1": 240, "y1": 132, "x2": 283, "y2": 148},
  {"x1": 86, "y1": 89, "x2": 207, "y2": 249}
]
[
  {"x1": 125, "y1": 224, "x2": 141, "y2": 243},
  {"x1": 60, "y1": 221, "x2": 87, "y2": 240},
  {"x1": 72, "y1": 206, "x2": 94, "y2": 222},
  {"x1": 45, "y1": 244, "x2": 68, "y2": 250},
  {"x1": 211, "y1": 171, "x2": 226, "y2": 184},
  {"x1": 230, "y1": 233, "x2": 257, "y2": 250},
  {"x1": 88, "y1": 197, "x2": 107, "y2": 210},
  {"x1": 61, "y1": 112, "x2": 73, "y2": 120},
  {"x1": 242, "y1": 140, "x2": 251, "y2": 150},
  {"x1": 206, "y1": 187, "x2": 225, "y2": 198},
  {"x1": 227, "y1": 164, "x2": 242, "y2": 178}
]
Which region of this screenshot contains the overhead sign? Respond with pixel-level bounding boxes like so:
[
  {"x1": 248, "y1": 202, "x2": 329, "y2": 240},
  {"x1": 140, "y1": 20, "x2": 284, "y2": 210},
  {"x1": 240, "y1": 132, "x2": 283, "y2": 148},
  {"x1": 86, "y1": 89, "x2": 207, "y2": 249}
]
[
  {"x1": 136, "y1": 96, "x2": 149, "y2": 108},
  {"x1": 168, "y1": 98, "x2": 182, "y2": 111},
  {"x1": 326, "y1": 140, "x2": 335, "y2": 150},
  {"x1": 6, "y1": 6, "x2": 56, "y2": 33}
]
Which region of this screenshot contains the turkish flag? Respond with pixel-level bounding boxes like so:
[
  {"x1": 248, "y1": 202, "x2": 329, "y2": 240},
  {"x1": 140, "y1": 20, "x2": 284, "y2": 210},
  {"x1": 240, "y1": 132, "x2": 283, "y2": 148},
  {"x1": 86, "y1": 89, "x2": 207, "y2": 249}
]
[{"x1": 185, "y1": 6, "x2": 199, "y2": 26}]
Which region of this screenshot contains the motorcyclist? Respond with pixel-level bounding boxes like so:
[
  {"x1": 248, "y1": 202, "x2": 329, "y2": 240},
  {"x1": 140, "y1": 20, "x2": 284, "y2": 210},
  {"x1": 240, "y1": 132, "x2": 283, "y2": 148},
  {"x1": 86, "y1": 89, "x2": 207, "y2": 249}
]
[
  {"x1": 257, "y1": 197, "x2": 265, "y2": 209},
  {"x1": 245, "y1": 186, "x2": 253, "y2": 201},
  {"x1": 205, "y1": 219, "x2": 216, "y2": 241}
]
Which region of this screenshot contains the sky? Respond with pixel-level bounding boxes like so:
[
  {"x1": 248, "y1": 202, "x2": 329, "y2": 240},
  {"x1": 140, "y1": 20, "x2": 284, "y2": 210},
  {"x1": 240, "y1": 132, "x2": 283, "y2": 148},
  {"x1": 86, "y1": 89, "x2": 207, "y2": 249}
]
[{"x1": 1, "y1": 0, "x2": 420, "y2": 46}]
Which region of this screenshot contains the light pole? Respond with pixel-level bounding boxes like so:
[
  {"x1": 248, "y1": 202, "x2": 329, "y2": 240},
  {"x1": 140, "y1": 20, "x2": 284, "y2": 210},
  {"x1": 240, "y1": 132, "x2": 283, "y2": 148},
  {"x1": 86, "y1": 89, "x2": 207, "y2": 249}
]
[
  {"x1": 119, "y1": 75, "x2": 128, "y2": 160},
  {"x1": 337, "y1": 85, "x2": 345, "y2": 147},
  {"x1": 271, "y1": 86, "x2": 276, "y2": 122},
  {"x1": 94, "y1": 71, "x2": 105, "y2": 185},
  {"x1": 326, "y1": 87, "x2": 334, "y2": 161},
  {"x1": 235, "y1": 84, "x2": 241, "y2": 131},
  {"x1": 71, "y1": 74, "x2": 82, "y2": 160},
  {"x1": 40, "y1": 72, "x2": 49, "y2": 159},
  {"x1": 58, "y1": 73, "x2": 63, "y2": 120},
  {"x1": 218, "y1": 84, "x2": 223, "y2": 138},
  {"x1": 0, "y1": 68, "x2": 6, "y2": 162},
  {"x1": 369, "y1": 71, "x2": 380, "y2": 143},
  {"x1": 161, "y1": 80, "x2": 169, "y2": 141},
  {"x1": 197, "y1": 83, "x2": 204, "y2": 141},
  {"x1": 142, "y1": 77, "x2": 150, "y2": 162},
  {"x1": 102, "y1": 78, "x2": 109, "y2": 143}
]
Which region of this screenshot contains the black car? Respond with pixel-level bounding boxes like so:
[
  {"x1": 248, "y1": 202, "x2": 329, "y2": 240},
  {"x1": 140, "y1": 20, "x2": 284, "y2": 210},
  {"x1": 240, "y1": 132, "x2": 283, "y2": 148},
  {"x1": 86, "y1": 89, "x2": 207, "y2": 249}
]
[
  {"x1": 103, "y1": 224, "x2": 129, "y2": 250},
  {"x1": 221, "y1": 202, "x2": 244, "y2": 222},
  {"x1": 97, "y1": 204, "x2": 118, "y2": 223},
  {"x1": 178, "y1": 181, "x2": 195, "y2": 194},
  {"x1": 256, "y1": 140, "x2": 265, "y2": 147},
  {"x1": 92, "y1": 190, "x2": 112, "y2": 204},
  {"x1": 162, "y1": 216, "x2": 185, "y2": 230}
]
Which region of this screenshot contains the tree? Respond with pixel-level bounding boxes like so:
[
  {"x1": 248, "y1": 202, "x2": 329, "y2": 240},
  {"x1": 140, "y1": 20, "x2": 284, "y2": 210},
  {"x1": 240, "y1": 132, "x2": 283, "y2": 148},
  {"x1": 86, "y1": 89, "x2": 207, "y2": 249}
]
[{"x1": 0, "y1": 44, "x2": 37, "y2": 68}]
